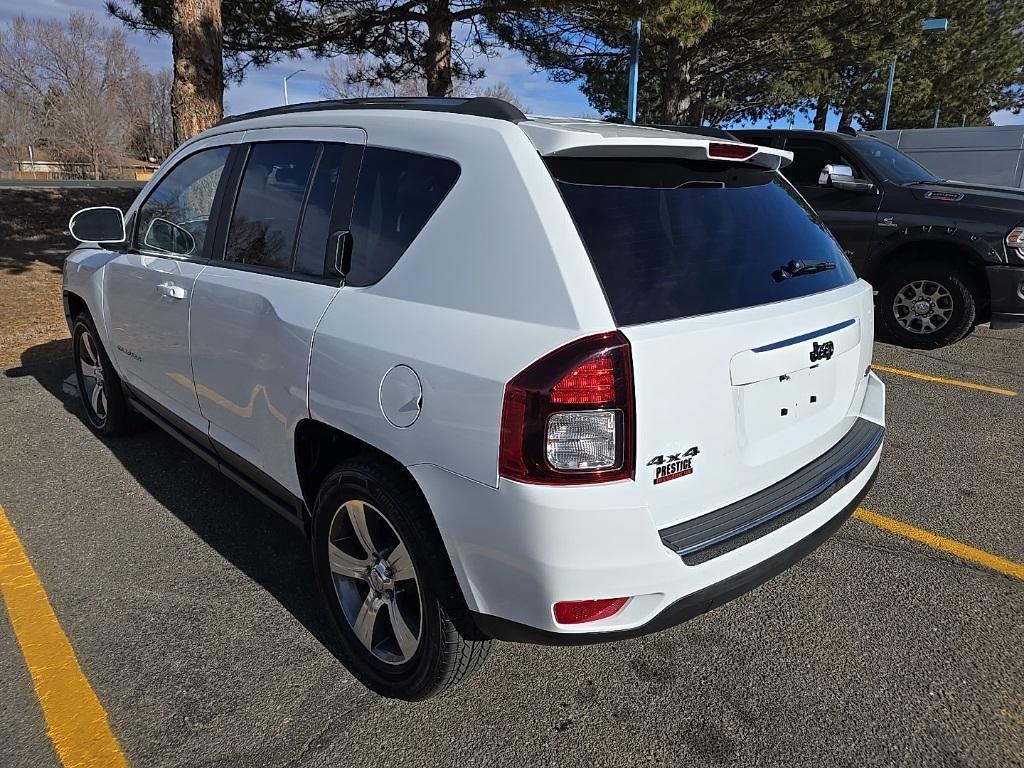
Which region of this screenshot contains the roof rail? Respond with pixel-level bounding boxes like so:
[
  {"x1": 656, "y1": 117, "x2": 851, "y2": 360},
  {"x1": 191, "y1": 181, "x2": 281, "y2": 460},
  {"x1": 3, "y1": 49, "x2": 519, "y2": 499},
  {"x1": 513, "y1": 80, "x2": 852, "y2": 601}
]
[
  {"x1": 216, "y1": 96, "x2": 528, "y2": 127},
  {"x1": 644, "y1": 124, "x2": 738, "y2": 140}
]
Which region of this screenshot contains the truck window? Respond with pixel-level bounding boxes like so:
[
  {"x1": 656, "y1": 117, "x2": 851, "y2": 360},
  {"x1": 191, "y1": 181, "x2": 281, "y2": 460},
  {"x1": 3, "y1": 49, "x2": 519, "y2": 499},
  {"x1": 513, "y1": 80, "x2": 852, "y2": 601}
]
[{"x1": 783, "y1": 139, "x2": 863, "y2": 186}]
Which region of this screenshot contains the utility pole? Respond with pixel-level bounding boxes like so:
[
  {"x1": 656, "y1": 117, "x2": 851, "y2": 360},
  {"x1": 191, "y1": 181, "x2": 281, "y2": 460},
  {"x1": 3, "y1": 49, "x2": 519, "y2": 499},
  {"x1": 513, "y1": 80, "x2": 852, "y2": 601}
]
[{"x1": 627, "y1": 18, "x2": 641, "y2": 123}]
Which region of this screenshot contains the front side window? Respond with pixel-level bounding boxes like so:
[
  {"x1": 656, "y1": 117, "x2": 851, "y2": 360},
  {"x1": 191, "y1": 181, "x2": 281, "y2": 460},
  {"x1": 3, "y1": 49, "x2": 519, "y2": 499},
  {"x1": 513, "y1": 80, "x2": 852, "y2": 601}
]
[
  {"x1": 550, "y1": 156, "x2": 857, "y2": 326},
  {"x1": 225, "y1": 142, "x2": 318, "y2": 271},
  {"x1": 855, "y1": 137, "x2": 938, "y2": 184},
  {"x1": 136, "y1": 146, "x2": 230, "y2": 258},
  {"x1": 347, "y1": 147, "x2": 460, "y2": 286}
]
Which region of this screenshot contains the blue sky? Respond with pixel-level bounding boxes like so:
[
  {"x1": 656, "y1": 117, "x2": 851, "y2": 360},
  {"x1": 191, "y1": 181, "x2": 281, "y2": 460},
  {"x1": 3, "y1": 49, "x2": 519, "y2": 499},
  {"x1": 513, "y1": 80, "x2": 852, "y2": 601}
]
[{"x1": 2, "y1": 0, "x2": 1021, "y2": 127}]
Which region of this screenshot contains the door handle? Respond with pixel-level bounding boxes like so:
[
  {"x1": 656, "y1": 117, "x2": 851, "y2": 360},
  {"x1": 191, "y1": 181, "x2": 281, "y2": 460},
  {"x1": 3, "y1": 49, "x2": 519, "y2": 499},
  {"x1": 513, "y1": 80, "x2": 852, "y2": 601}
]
[{"x1": 158, "y1": 282, "x2": 187, "y2": 300}]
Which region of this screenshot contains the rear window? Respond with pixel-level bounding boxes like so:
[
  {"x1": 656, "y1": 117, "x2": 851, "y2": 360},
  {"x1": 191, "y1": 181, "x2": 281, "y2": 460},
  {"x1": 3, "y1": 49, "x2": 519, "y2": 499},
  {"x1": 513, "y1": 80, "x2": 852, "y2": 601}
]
[{"x1": 548, "y1": 157, "x2": 857, "y2": 326}]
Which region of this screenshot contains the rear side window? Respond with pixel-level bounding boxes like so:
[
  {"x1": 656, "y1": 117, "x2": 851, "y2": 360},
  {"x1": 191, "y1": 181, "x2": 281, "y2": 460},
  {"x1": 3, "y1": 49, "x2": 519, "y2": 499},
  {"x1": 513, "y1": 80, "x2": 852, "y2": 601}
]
[
  {"x1": 347, "y1": 147, "x2": 460, "y2": 286},
  {"x1": 226, "y1": 142, "x2": 318, "y2": 270},
  {"x1": 293, "y1": 143, "x2": 347, "y2": 277},
  {"x1": 549, "y1": 157, "x2": 857, "y2": 326}
]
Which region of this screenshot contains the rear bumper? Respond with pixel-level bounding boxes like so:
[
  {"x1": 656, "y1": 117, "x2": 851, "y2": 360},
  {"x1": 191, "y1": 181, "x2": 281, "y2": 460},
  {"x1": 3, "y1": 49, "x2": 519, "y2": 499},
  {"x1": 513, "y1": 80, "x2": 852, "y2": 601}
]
[
  {"x1": 986, "y1": 265, "x2": 1024, "y2": 330},
  {"x1": 411, "y1": 371, "x2": 885, "y2": 645},
  {"x1": 471, "y1": 466, "x2": 876, "y2": 645}
]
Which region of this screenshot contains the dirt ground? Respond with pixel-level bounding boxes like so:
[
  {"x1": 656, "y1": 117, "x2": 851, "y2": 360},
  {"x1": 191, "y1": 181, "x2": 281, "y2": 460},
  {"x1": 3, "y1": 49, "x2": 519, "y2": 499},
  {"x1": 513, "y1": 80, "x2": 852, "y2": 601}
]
[{"x1": 0, "y1": 188, "x2": 139, "y2": 367}]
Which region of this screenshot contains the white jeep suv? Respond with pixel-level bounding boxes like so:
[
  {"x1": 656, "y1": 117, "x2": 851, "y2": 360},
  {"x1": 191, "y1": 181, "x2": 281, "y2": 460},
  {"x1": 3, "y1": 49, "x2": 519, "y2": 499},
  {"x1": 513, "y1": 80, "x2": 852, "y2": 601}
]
[{"x1": 63, "y1": 97, "x2": 885, "y2": 700}]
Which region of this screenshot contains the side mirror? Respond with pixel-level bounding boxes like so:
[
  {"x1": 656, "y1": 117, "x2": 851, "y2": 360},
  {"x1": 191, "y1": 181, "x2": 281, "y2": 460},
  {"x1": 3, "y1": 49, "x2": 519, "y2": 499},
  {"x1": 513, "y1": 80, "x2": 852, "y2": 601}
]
[
  {"x1": 143, "y1": 217, "x2": 196, "y2": 256},
  {"x1": 818, "y1": 164, "x2": 876, "y2": 193},
  {"x1": 68, "y1": 206, "x2": 126, "y2": 243}
]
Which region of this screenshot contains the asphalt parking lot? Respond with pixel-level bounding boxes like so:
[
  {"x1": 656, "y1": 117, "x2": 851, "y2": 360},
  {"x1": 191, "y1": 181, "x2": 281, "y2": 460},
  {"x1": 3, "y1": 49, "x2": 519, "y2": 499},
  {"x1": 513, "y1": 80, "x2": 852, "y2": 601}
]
[{"x1": 1, "y1": 328, "x2": 1022, "y2": 768}]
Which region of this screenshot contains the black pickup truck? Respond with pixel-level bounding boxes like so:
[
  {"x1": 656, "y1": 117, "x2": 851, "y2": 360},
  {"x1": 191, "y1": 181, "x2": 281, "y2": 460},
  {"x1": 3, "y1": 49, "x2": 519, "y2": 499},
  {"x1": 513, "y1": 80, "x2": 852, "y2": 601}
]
[{"x1": 734, "y1": 128, "x2": 1024, "y2": 348}]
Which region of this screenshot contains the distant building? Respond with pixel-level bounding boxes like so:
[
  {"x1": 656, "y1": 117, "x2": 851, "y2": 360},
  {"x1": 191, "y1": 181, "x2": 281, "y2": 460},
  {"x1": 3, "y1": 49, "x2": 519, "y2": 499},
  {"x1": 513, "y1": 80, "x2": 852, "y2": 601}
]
[{"x1": 0, "y1": 146, "x2": 159, "y2": 181}]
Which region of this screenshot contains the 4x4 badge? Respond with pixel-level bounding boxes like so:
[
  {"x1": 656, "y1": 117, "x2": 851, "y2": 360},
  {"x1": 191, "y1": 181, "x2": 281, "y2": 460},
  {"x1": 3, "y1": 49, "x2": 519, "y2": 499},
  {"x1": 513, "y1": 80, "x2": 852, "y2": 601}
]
[
  {"x1": 809, "y1": 340, "x2": 834, "y2": 363},
  {"x1": 647, "y1": 446, "x2": 699, "y2": 485}
]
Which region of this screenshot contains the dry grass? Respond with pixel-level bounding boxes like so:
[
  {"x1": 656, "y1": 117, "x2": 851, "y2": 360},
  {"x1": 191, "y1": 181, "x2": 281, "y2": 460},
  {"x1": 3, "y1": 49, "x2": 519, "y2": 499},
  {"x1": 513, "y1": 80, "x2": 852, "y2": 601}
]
[{"x1": 0, "y1": 188, "x2": 138, "y2": 368}]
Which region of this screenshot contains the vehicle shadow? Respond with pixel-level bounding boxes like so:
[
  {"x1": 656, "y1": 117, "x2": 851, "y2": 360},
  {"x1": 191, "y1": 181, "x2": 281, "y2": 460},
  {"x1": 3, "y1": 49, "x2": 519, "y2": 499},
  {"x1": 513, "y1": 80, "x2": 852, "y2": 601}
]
[{"x1": 5, "y1": 339, "x2": 348, "y2": 662}]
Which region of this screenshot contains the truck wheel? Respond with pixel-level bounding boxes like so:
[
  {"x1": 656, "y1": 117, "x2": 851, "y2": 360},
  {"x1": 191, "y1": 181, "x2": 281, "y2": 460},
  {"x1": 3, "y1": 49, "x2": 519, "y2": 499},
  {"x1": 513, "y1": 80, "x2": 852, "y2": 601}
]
[
  {"x1": 876, "y1": 262, "x2": 977, "y2": 349},
  {"x1": 72, "y1": 313, "x2": 138, "y2": 436},
  {"x1": 311, "y1": 459, "x2": 492, "y2": 700}
]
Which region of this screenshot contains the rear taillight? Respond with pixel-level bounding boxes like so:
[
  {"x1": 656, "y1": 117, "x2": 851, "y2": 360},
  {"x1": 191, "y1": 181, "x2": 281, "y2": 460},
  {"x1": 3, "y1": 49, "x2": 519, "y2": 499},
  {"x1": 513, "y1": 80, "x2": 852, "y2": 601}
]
[
  {"x1": 707, "y1": 142, "x2": 757, "y2": 161},
  {"x1": 499, "y1": 331, "x2": 634, "y2": 485}
]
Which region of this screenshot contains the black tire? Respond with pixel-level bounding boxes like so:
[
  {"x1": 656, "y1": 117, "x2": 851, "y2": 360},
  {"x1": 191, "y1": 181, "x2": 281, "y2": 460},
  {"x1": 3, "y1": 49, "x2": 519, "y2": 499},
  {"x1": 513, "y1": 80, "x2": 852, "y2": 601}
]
[
  {"x1": 311, "y1": 458, "x2": 492, "y2": 700},
  {"x1": 72, "y1": 313, "x2": 139, "y2": 436},
  {"x1": 875, "y1": 261, "x2": 977, "y2": 349}
]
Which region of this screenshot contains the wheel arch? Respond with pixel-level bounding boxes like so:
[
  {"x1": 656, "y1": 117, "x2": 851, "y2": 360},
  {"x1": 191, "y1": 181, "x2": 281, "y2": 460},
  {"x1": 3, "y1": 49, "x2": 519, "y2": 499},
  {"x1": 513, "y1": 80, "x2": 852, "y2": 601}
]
[
  {"x1": 865, "y1": 236, "x2": 991, "y2": 316},
  {"x1": 63, "y1": 289, "x2": 90, "y2": 330},
  {"x1": 293, "y1": 418, "x2": 486, "y2": 639}
]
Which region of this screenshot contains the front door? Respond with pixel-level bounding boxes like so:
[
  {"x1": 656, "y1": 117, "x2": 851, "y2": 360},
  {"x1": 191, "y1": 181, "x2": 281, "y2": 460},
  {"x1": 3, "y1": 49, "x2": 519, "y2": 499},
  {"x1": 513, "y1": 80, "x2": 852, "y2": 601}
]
[
  {"x1": 189, "y1": 128, "x2": 365, "y2": 496},
  {"x1": 782, "y1": 137, "x2": 883, "y2": 274},
  {"x1": 101, "y1": 142, "x2": 234, "y2": 433}
]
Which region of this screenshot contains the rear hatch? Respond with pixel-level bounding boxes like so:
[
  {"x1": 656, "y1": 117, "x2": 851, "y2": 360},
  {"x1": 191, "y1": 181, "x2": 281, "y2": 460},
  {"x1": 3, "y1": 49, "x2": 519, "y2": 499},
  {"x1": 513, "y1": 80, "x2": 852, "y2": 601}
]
[{"x1": 548, "y1": 152, "x2": 873, "y2": 530}]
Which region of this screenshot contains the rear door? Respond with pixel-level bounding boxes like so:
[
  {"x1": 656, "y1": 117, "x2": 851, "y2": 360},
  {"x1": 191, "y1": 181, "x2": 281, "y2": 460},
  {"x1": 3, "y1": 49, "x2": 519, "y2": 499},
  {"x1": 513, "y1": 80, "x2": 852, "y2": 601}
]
[
  {"x1": 188, "y1": 128, "x2": 365, "y2": 497},
  {"x1": 549, "y1": 155, "x2": 875, "y2": 531},
  {"x1": 781, "y1": 137, "x2": 882, "y2": 273}
]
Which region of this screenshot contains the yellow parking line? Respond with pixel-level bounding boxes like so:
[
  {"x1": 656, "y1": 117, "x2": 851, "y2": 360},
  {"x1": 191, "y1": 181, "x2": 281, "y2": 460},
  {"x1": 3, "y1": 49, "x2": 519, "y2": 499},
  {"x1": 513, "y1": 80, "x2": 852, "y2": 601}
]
[
  {"x1": 871, "y1": 364, "x2": 1017, "y2": 396},
  {"x1": 0, "y1": 504, "x2": 128, "y2": 768},
  {"x1": 854, "y1": 507, "x2": 1024, "y2": 581}
]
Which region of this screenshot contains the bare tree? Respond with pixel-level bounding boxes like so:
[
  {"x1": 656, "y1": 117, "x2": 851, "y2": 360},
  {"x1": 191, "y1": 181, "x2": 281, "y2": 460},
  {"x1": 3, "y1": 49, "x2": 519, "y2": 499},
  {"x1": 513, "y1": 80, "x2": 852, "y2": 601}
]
[
  {"x1": 0, "y1": 14, "x2": 142, "y2": 179},
  {"x1": 323, "y1": 54, "x2": 471, "y2": 99},
  {"x1": 474, "y1": 82, "x2": 528, "y2": 112},
  {"x1": 322, "y1": 54, "x2": 523, "y2": 109},
  {"x1": 128, "y1": 69, "x2": 174, "y2": 161}
]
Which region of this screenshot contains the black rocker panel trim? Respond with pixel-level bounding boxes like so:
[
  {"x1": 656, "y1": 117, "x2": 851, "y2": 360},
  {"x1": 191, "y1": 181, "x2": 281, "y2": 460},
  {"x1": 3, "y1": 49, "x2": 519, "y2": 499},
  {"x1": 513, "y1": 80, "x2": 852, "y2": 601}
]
[{"x1": 124, "y1": 384, "x2": 307, "y2": 529}]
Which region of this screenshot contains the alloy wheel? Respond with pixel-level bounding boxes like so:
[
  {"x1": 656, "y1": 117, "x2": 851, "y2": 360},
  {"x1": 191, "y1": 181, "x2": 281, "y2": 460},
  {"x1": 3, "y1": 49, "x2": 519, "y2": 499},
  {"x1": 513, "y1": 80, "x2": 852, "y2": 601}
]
[
  {"x1": 77, "y1": 328, "x2": 108, "y2": 425},
  {"x1": 328, "y1": 499, "x2": 422, "y2": 665},
  {"x1": 892, "y1": 279, "x2": 954, "y2": 335}
]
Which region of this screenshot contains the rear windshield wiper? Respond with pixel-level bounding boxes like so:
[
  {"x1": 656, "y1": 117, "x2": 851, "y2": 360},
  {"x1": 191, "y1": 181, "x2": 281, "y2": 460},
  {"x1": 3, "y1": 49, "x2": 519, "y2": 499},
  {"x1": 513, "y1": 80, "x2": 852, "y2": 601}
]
[{"x1": 773, "y1": 260, "x2": 836, "y2": 281}]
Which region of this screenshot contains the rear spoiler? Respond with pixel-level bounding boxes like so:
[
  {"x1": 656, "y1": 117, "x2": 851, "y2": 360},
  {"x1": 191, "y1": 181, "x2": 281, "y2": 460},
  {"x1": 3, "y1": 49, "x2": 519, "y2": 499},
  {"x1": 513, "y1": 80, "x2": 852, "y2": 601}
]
[{"x1": 532, "y1": 132, "x2": 792, "y2": 171}]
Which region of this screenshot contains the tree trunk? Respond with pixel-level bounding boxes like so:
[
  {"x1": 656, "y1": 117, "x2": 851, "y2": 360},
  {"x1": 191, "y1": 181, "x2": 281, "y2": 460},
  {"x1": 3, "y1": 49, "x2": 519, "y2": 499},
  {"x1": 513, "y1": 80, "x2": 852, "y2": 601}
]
[
  {"x1": 171, "y1": 0, "x2": 224, "y2": 145},
  {"x1": 837, "y1": 101, "x2": 854, "y2": 130},
  {"x1": 659, "y1": 40, "x2": 693, "y2": 124},
  {"x1": 423, "y1": 2, "x2": 453, "y2": 97},
  {"x1": 812, "y1": 93, "x2": 829, "y2": 131}
]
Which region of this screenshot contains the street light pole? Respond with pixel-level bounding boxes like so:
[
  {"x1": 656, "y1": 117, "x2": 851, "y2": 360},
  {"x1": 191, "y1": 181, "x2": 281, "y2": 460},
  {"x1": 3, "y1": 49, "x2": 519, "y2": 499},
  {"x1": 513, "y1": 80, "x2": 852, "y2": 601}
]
[
  {"x1": 627, "y1": 18, "x2": 642, "y2": 123},
  {"x1": 283, "y1": 69, "x2": 306, "y2": 105},
  {"x1": 881, "y1": 17, "x2": 948, "y2": 130},
  {"x1": 881, "y1": 56, "x2": 897, "y2": 130}
]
